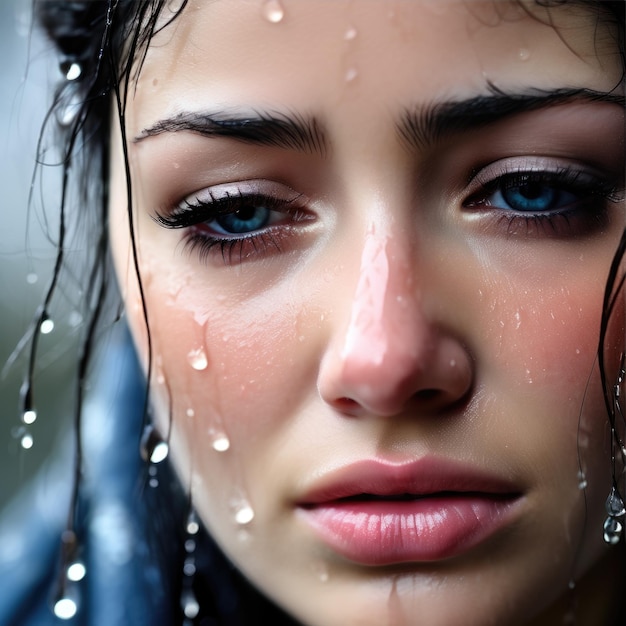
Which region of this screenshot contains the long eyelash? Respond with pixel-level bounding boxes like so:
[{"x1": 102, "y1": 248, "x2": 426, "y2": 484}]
[
  {"x1": 466, "y1": 166, "x2": 622, "y2": 208},
  {"x1": 183, "y1": 230, "x2": 285, "y2": 265},
  {"x1": 154, "y1": 190, "x2": 302, "y2": 229}
]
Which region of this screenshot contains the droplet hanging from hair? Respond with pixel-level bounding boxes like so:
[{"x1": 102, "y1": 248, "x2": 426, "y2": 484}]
[{"x1": 140, "y1": 424, "x2": 169, "y2": 464}]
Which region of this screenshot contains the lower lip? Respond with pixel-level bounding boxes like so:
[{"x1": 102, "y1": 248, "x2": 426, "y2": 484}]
[{"x1": 298, "y1": 495, "x2": 520, "y2": 565}]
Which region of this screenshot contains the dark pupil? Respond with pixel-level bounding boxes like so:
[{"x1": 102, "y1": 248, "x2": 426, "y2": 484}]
[
  {"x1": 502, "y1": 181, "x2": 557, "y2": 212},
  {"x1": 216, "y1": 206, "x2": 270, "y2": 234}
]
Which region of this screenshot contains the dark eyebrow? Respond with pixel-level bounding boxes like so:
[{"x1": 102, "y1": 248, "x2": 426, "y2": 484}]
[
  {"x1": 134, "y1": 109, "x2": 328, "y2": 157},
  {"x1": 398, "y1": 86, "x2": 625, "y2": 151}
]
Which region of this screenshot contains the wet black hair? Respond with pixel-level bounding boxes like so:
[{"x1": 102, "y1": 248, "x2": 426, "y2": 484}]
[{"x1": 29, "y1": 1, "x2": 626, "y2": 625}]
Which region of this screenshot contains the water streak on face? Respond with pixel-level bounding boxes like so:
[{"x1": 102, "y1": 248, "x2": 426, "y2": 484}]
[{"x1": 109, "y1": 1, "x2": 625, "y2": 624}]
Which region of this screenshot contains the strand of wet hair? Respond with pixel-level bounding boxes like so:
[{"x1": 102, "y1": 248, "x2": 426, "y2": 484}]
[
  {"x1": 111, "y1": 0, "x2": 154, "y2": 440},
  {"x1": 598, "y1": 227, "x2": 626, "y2": 492}
]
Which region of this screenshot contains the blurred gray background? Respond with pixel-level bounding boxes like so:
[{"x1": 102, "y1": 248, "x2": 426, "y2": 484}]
[{"x1": 0, "y1": 0, "x2": 74, "y2": 510}]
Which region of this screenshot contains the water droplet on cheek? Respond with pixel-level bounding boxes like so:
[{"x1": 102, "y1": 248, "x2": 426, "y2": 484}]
[
  {"x1": 211, "y1": 432, "x2": 231, "y2": 452},
  {"x1": 187, "y1": 347, "x2": 208, "y2": 371},
  {"x1": 345, "y1": 67, "x2": 358, "y2": 82},
  {"x1": 518, "y1": 48, "x2": 531, "y2": 61},
  {"x1": 231, "y1": 496, "x2": 255, "y2": 526},
  {"x1": 344, "y1": 26, "x2": 357, "y2": 41},
  {"x1": 262, "y1": 0, "x2": 285, "y2": 23}
]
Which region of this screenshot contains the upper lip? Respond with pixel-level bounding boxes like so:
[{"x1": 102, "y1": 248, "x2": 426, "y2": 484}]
[{"x1": 296, "y1": 457, "x2": 523, "y2": 506}]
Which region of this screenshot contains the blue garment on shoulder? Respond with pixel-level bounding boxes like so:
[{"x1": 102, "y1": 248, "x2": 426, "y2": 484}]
[{"x1": 0, "y1": 328, "x2": 171, "y2": 626}]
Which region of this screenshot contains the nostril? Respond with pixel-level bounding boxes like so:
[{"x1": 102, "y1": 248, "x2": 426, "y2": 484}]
[
  {"x1": 415, "y1": 389, "x2": 439, "y2": 401},
  {"x1": 335, "y1": 397, "x2": 361, "y2": 413}
]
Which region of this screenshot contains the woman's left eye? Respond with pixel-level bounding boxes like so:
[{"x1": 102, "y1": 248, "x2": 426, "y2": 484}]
[
  {"x1": 486, "y1": 174, "x2": 578, "y2": 213},
  {"x1": 465, "y1": 171, "x2": 588, "y2": 214}
]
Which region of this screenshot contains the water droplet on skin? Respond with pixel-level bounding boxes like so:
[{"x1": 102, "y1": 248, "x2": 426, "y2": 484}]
[
  {"x1": 186, "y1": 408, "x2": 195, "y2": 418},
  {"x1": 187, "y1": 347, "x2": 208, "y2": 371},
  {"x1": 577, "y1": 470, "x2": 587, "y2": 490},
  {"x1": 345, "y1": 67, "x2": 358, "y2": 82},
  {"x1": 314, "y1": 561, "x2": 330, "y2": 583},
  {"x1": 344, "y1": 26, "x2": 357, "y2": 41},
  {"x1": 232, "y1": 498, "x2": 255, "y2": 526},
  {"x1": 211, "y1": 432, "x2": 230, "y2": 452},
  {"x1": 518, "y1": 48, "x2": 530, "y2": 61},
  {"x1": 22, "y1": 410, "x2": 37, "y2": 425},
  {"x1": 606, "y1": 486, "x2": 626, "y2": 517},
  {"x1": 20, "y1": 433, "x2": 34, "y2": 449},
  {"x1": 67, "y1": 562, "x2": 86, "y2": 582},
  {"x1": 262, "y1": 0, "x2": 285, "y2": 23},
  {"x1": 54, "y1": 597, "x2": 78, "y2": 620},
  {"x1": 40, "y1": 318, "x2": 55, "y2": 334}
]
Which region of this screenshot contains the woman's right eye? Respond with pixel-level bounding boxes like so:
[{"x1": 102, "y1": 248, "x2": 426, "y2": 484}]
[{"x1": 153, "y1": 184, "x2": 315, "y2": 265}]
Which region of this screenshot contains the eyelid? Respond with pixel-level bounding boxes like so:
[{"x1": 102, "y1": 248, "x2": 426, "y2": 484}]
[
  {"x1": 464, "y1": 156, "x2": 613, "y2": 200},
  {"x1": 154, "y1": 179, "x2": 308, "y2": 227}
]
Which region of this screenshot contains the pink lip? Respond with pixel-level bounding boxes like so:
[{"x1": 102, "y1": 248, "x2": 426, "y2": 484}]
[{"x1": 296, "y1": 458, "x2": 523, "y2": 566}]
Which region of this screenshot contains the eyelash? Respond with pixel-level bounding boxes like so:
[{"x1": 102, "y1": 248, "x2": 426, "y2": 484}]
[
  {"x1": 154, "y1": 189, "x2": 312, "y2": 265},
  {"x1": 462, "y1": 165, "x2": 622, "y2": 237}
]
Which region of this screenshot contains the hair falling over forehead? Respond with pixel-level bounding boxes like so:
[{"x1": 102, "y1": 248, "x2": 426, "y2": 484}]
[{"x1": 22, "y1": 0, "x2": 626, "y2": 623}]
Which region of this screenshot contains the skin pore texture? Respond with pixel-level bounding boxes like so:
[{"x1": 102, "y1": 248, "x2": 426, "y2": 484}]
[{"x1": 109, "y1": 1, "x2": 625, "y2": 624}]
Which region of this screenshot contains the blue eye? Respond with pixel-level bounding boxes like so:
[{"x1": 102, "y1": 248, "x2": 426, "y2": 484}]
[
  {"x1": 466, "y1": 169, "x2": 603, "y2": 215},
  {"x1": 214, "y1": 205, "x2": 271, "y2": 234},
  {"x1": 495, "y1": 177, "x2": 577, "y2": 213}
]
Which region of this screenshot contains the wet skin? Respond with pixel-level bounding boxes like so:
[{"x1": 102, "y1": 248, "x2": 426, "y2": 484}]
[{"x1": 109, "y1": 1, "x2": 625, "y2": 624}]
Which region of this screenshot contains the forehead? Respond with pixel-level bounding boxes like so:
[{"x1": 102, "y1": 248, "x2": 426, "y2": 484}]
[{"x1": 129, "y1": 0, "x2": 622, "y2": 135}]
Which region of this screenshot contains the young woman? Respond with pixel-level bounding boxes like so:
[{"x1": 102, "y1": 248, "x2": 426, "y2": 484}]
[{"x1": 3, "y1": 1, "x2": 625, "y2": 624}]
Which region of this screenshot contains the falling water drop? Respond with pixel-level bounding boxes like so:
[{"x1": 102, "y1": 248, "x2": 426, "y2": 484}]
[
  {"x1": 20, "y1": 433, "x2": 34, "y2": 450},
  {"x1": 181, "y1": 589, "x2": 200, "y2": 619},
  {"x1": 577, "y1": 470, "x2": 587, "y2": 490},
  {"x1": 605, "y1": 486, "x2": 626, "y2": 517},
  {"x1": 262, "y1": 0, "x2": 285, "y2": 23},
  {"x1": 62, "y1": 61, "x2": 83, "y2": 81},
  {"x1": 186, "y1": 511, "x2": 200, "y2": 535},
  {"x1": 67, "y1": 562, "x2": 87, "y2": 582},
  {"x1": 22, "y1": 409, "x2": 37, "y2": 425},
  {"x1": 26, "y1": 273, "x2": 38, "y2": 284},
  {"x1": 54, "y1": 597, "x2": 78, "y2": 620},
  {"x1": 40, "y1": 317, "x2": 55, "y2": 334},
  {"x1": 187, "y1": 347, "x2": 208, "y2": 371}
]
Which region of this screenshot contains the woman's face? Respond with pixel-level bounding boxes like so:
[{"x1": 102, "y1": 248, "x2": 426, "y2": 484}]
[{"x1": 110, "y1": 1, "x2": 625, "y2": 624}]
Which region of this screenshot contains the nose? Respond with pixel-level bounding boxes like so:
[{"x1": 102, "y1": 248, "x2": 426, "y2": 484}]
[{"x1": 317, "y1": 228, "x2": 473, "y2": 417}]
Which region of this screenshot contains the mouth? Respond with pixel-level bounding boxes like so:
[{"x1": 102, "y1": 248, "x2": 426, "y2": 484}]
[{"x1": 296, "y1": 458, "x2": 524, "y2": 566}]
